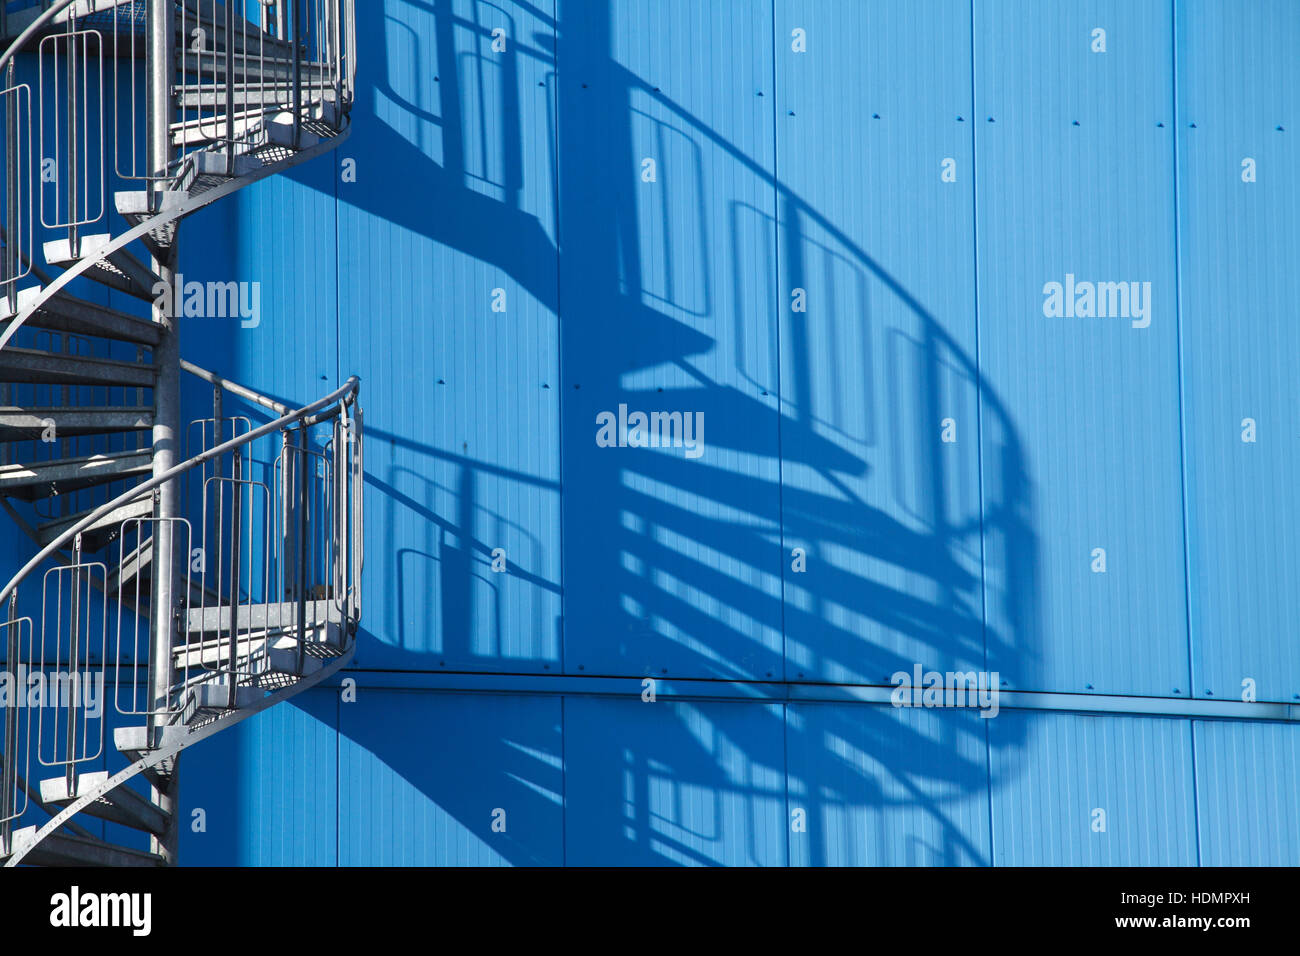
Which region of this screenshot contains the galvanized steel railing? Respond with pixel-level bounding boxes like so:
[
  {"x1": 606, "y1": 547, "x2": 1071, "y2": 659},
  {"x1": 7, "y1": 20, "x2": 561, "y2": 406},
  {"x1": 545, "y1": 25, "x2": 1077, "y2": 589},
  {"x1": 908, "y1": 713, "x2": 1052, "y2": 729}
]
[
  {"x1": 0, "y1": 0, "x2": 358, "y2": 862},
  {"x1": 0, "y1": 0, "x2": 356, "y2": 317},
  {"x1": 0, "y1": 367, "x2": 362, "y2": 852}
]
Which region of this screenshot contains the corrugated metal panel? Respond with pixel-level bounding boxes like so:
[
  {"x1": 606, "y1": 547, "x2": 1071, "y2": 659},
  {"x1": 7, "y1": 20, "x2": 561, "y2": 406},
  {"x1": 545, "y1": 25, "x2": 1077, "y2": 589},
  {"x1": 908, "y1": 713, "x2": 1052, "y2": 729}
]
[
  {"x1": 338, "y1": 691, "x2": 563, "y2": 865},
  {"x1": 773, "y1": 0, "x2": 987, "y2": 686},
  {"x1": 335, "y1": 0, "x2": 562, "y2": 671},
  {"x1": 974, "y1": 0, "x2": 1189, "y2": 697},
  {"x1": 1195, "y1": 719, "x2": 1300, "y2": 865},
  {"x1": 564, "y1": 697, "x2": 786, "y2": 865},
  {"x1": 7, "y1": 0, "x2": 1300, "y2": 871},
  {"x1": 786, "y1": 702, "x2": 991, "y2": 866},
  {"x1": 179, "y1": 689, "x2": 338, "y2": 865},
  {"x1": 231, "y1": 163, "x2": 339, "y2": 402},
  {"x1": 988, "y1": 711, "x2": 1197, "y2": 865},
  {"x1": 1176, "y1": 1, "x2": 1300, "y2": 703},
  {"x1": 556, "y1": 0, "x2": 784, "y2": 680}
]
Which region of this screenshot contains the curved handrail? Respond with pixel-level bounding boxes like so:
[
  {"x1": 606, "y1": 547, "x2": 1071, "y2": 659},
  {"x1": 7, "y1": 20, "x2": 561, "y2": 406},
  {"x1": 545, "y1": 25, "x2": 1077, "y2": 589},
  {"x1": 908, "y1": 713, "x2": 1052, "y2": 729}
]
[
  {"x1": 0, "y1": 121, "x2": 352, "y2": 353},
  {"x1": 0, "y1": 0, "x2": 360, "y2": 867},
  {"x1": 182, "y1": 359, "x2": 291, "y2": 415},
  {"x1": 0, "y1": 0, "x2": 80, "y2": 76},
  {"x1": 5, "y1": 639, "x2": 356, "y2": 866},
  {"x1": 0, "y1": 0, "x2": 355, "y2": 354},
  {"x1": 0, "y1": 0, "x2": 362, "y2": 634},
  {"x1": 0, "y1": 373, "x2": 360, "y2": 609},
  {"x1": 0, "y1": 365, "x2": 361, "y2": 862}
]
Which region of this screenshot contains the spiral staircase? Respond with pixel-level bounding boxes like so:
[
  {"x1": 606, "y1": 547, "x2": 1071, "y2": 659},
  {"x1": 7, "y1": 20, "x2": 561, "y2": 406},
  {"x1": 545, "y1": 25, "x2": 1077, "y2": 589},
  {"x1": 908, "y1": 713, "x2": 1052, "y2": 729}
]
[{"x1": 0, "y1": 0, "x2": 360, "y2": 866}]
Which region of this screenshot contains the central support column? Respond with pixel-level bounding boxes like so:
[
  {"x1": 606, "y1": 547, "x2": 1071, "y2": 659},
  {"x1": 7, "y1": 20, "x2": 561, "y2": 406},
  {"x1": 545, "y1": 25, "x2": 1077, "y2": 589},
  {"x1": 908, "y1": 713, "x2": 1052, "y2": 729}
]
[{"x1": 147, "y1": 0, "x2": 180, "y2": 863}]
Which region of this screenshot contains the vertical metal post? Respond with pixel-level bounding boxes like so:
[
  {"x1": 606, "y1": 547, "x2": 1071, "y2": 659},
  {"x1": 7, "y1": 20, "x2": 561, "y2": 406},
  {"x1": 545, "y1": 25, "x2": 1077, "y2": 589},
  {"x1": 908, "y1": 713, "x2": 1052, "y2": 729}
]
[
  {"x1": 147, "y1": 0, "x2": 180, "y2": 864},
  {"x1": 224, "y1": 0, "x2": 235, "y2": 174},
  {"x1": 327, "y1": 0, "x2": 337, "y2": 112},
  {"x1": 66, "y1": 28, "x2": 78, "y2": 255},
  {"x1": 59, "y1": 335, "x2": 71, "y2": 506},
  {"x1": 280, "y1": 428, "x2": 291, "y2": 594},
  {"x1": 147, "y1": 0, "x2": 172, "y2": 210},
  {"x1": 332, "y1": 417, "x2": 342, "y2": 609},
  {"x1": 227, "y1": 451, "x2": 242, "y2": 707},
  {"x1": 213, "y1": 387, "x2": 222, "y2": 602},
  {"x1": 352, "y1": 404, "x2": 362, "y2": 624},
  {"x1": 4, "y1": 61, "x2": 17, "y2": 308},
  {"x1": 290, "y1": 0, "x2": 301, "y2": 146},
  {"x1": 1, "y1": 63, "x2": 13, "y2": 474},
  {"x1": 295, "y1": 427, "x2": 307, "y2": 673},
  {"x1": 65, "y1": 536, "x2": 81, "y2": 796},
  {"x1": 2, "y1": 592, "x2": 18, "y2": 851}
]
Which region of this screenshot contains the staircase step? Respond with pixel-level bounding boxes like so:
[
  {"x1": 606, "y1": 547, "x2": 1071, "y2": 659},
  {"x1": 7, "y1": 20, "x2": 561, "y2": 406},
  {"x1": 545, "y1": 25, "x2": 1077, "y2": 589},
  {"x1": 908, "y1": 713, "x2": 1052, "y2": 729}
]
[
  {"x1": 171, "y1": 102, "x2": 335, "y2": 148},
  {"x1": 0, "y1": 406, "x2": 153, "y2": 440},
  {"x1": 0, "y1": 284, "x2": 42, "y2": 319},
  {"x1": 115, "y1": 752, "x2": 176, "y2": 791},
  {"x1": 180, "y1": 50, "x2": 332, "y2": 85},
  {"x1": 2, "y1": 823, "x2": 166, "y2": 867},
  {"x1": 39, "y1": 293, "x2": 162, "y2": 345},
  {"x1": 0, "y1": 347, "x2": 155, "y2": 388},
  {"x1": 263, "y1": 113, "x2": 323, "y2": 150},
  {"x1": 113, "y1": 190, "x2": 187, "y2": 255},
  {"x1": 39, "y1": 771, "x2": 170, "y2": 836},
  {"x1": 44, "y1": 235, "x2": 162, "y2": 303},
  {"x1": 170, "y1": 111, "x2": 323, "y2": 152},
  {"x1": 114, "y1": 724, "x2": 187, "y2": 755},
  {"x1": 177, "y1": 86, "x2": 338, "y2": 111},
  {"x1": 173, "y1": 626, "x2": 332, "y2": 679},
  {"x1": 192, "y1": 680, "x2": 263, "y2": 712},
  {"x1": 192, "y1": 681, "x2": 263, "y2": 712},
  {"x1": 0, "y1": 448, "x2": 152, "y2": 500},
  {"x1": 171, "y1": 107, "x2": 276, "y2": 148},
  {"x1": 186, "y1": 598, "x2": 339, "y2": 636},
  {"x1": 36, "y1": 493, "x2": 153, "y2": 549},
  {"x1": 0, "y1": 290, "x2": 162, "y2": 347},
  {"x1": 107, "y1": 545, "x2": 228, "y2": 605},
  {"x1": 114, "y1": 188, "x2": 189, "y2": 220},
  {"x1": 106, "y1": 535, "x2": 152, "y2": 595},
  {"x1": 190, "y1": 149, "x2": 264, "y2": 178}
]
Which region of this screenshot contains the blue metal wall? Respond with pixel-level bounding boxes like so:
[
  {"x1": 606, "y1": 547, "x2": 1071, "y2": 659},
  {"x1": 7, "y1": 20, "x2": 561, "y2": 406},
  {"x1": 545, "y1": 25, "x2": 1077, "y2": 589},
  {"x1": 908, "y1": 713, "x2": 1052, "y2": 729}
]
[
  {"x1": 166, "y1": 0, "x2": 1300, "y2": 867},
  {"x1": 1176, "y1": 0, "x2": 1300, "y2": 702},
  {"x1": 975, "y1": 0, "x2": 1190, "y2": 698},
  {"x1": 3, "y1": 0, "x2": 1298, "y2": 865}
]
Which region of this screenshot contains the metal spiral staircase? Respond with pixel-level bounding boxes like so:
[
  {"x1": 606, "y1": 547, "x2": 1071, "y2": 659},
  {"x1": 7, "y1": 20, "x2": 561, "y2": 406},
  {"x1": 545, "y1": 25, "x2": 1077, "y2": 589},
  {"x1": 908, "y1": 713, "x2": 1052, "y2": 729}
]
[{"x1": 0, "y1": 0, "x2": 360, "y2": 866}]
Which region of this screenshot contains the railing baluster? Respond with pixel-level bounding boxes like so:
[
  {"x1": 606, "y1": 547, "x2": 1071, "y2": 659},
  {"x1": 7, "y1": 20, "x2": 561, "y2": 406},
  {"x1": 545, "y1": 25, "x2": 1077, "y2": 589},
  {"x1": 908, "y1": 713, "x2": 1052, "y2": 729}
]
[
  {"x1": 291, "y1": 0, "x2": 301, "y2": 146},
  {"x1": 226, "y1": 449, "x2": 241, "y2": 708},
  {"x1": 4, "y1": 61, "x2": 16, "y2": 305},
  {"x1": 224, "y1": 0, "x2": 234, "y2": 172},
  {"x1": 64, "y1": 535, "x2": 80, "y2": 796},
  {"x1": 0, "y1": 0, "x2": 358, "y2": 866},
  {"x1": 66, "y1": 24, "x2": 76, "y2": 254},
  {"x1": 295, "y1": 426, "x2": 307, "y2": 674},
  {"x1": 2, "y1": 592, "x2": 19, "y2": 848},
  {"x1": 213, "y1": 387, "x2": 223, "y2": 625},
  {"x1": 333, "y1": 416, "x2": 342, "y2": 612}
]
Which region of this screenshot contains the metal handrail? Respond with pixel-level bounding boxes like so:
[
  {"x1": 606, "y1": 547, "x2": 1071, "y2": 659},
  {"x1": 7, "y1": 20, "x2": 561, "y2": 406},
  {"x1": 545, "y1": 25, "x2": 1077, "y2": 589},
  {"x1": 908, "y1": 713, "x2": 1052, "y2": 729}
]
[
  {"x1": 0, "y1": 371, "x2": 359, "y2": 611},
  {"x1": 0, "y1": 0, "x2": 82, "y2": 78},
  {"x1": 181, "y1": 359, "x2": 291, "y2": 415},
  {"x1": 0, "y1": 0, "x2": 361, "y2": 619},
  {"x1": 0, "y1": 0, "x2": 359, "y2": 865},
  {"x1": 0, "y1": 0, "x2": 355, "y2": 353}
]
